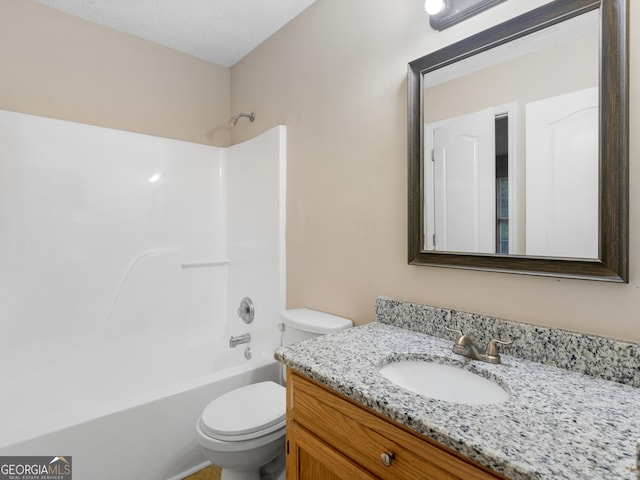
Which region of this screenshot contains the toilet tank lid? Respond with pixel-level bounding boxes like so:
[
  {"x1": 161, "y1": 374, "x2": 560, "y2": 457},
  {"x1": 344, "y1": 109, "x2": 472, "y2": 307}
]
[{"x1": 282, "y1": 308, "x2": 353, "y2": 334}]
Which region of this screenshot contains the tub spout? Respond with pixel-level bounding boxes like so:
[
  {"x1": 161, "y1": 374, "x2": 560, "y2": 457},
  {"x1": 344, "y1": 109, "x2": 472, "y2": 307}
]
[{"x1": 229, "y1": 333, "x2": 251, "y2": 348}]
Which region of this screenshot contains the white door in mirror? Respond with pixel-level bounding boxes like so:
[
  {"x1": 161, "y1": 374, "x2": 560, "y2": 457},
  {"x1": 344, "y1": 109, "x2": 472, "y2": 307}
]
[
  {"x1": 426, "y1": 107, "x2": 495, "y2": 253},
  {"x1": 525, "y1": 87, "x2": 598, "y2": 259}
]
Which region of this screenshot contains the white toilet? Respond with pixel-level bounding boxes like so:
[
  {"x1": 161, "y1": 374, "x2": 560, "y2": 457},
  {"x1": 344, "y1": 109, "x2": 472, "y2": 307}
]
[{"x1": 196, "y1": 308, "x2": 353, "y2": 480}]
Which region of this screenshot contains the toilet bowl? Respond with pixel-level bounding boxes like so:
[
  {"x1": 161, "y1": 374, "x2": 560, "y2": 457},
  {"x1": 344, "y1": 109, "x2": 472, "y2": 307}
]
[
  {"x1": 196, "y1": 308, "x2": 352, "y2": 480},
  {"x1": 196, "y1": 381, "x2": 286, "y2": 480}
]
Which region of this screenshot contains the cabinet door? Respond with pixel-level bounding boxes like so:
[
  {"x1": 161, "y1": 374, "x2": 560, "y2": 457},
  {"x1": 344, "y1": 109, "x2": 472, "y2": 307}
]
[
  {"x1": 288, "y1": 371, "x2": 507, "y2": 480},
  {"x1": 287, "y1": 423, "x2": 376, "y2": 480}
]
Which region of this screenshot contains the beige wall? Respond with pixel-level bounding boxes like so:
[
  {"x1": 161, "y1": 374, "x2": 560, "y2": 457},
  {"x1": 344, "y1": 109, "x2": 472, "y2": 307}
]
[
  {"x1": 0, "y1": 0, "x2": 231, "y2": 146},
  {"x1": 1, "y1": 0, "x2": 637, "y2": 342},
  {"x1": 231, "y1": 0, "x2": 640, "y2": 343},
  {"x1": 424, "y1": 33, "x2": 598, "y2": 123}
]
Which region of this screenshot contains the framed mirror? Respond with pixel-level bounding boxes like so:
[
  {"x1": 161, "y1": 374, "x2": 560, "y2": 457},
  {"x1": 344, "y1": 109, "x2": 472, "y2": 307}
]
[{"x1": 408, "y1": 0, "x2": 628, "y2": 282}]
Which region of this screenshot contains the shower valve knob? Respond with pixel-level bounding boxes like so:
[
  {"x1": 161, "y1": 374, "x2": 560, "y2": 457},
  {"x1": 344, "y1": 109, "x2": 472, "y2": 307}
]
[{"x1": 238, "y1": 297, "x2": 254, "y2": 324}]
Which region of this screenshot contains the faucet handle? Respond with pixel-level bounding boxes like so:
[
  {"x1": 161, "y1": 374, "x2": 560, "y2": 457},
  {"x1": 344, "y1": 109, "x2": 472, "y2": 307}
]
[
  {"x1": 485, "y1": 338, "x2": 512, "y2": 356},
  {"x1": 444, "y1": 326, "x2": 464, "y2": 342}
]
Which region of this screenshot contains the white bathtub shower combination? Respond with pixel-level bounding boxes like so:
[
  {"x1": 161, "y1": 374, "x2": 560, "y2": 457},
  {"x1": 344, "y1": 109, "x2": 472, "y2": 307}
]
[{"x1": 0, "y1": 109, "x2": 286, "y2": 480}]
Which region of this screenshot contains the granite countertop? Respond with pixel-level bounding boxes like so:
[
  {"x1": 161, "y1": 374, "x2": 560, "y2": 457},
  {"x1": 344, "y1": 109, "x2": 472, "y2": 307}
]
[{"x1": 275, "y1": 322, "x2": 640, "y2": 480}]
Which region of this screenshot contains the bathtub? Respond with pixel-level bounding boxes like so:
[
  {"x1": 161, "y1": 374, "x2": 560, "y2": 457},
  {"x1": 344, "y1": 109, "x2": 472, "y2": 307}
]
[
  {"x1": 0, "y1": 339, "x2": 281, "y2": 480},
  {"x1": 0, "y1": 111, "x2": 286, "y2": 479}
]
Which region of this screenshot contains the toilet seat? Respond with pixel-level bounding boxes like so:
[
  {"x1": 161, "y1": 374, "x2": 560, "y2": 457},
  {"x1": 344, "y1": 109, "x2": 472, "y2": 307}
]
[{"x1": 199, "y1": 381, "x2": 286, "y2": 442}]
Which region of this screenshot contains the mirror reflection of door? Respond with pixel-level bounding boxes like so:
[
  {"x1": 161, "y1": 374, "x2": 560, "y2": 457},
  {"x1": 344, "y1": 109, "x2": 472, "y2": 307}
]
[
  {"x1": 525, "y1": 87, "x2": 598, "y2": 259},
  {"x1": 425, "y1": 105, "x2": 517, "y2": 254},
  {"x1": 420, "y1": 9, "x2": 599, "y2": 260}
]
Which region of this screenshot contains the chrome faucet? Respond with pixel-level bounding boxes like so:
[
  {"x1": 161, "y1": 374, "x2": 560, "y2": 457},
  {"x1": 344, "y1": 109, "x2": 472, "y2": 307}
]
[
  {"x1": 229, "y1": 333, "x2": 251, "y2": 348},
  {"x1": 445, "y1": 327, "x2": 511, "y2": 364}
]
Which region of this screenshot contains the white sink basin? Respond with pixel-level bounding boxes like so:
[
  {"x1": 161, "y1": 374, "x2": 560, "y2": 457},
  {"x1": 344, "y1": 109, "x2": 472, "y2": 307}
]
[{"x1": 379, "y1": 360, "x2": 510, "y2": 406}]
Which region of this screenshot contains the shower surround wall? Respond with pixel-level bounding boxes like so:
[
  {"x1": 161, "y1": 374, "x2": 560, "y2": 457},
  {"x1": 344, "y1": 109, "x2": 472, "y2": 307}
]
[{"x1": 0, "y1": 109, "x2": 286, "y2": 479}]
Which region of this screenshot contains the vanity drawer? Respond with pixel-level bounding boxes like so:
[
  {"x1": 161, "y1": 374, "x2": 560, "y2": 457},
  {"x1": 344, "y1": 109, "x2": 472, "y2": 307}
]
[{"x1": 288, "y1": 371, "x2": 505, "y2": 480}]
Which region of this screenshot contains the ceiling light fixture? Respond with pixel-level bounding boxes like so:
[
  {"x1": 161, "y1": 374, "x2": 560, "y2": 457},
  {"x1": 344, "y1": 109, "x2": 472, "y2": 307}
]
[
  {"x1": 426, "y1": 0, "x2": 507, "y2": 31},
  {"x1": 424, "y1": 0, "x2": 446, "y2": 15}
]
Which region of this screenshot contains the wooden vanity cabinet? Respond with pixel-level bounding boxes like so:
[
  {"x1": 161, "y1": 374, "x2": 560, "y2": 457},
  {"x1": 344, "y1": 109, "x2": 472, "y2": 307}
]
[{"x1": 286, "y1": 369, "x2": 507, "y2": 480}]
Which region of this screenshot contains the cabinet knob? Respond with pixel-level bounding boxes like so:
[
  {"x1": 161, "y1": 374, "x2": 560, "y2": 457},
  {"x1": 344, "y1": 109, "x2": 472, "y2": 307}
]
[{"x1": 380, "y1": 451, "x2": 395, "y2": 467}]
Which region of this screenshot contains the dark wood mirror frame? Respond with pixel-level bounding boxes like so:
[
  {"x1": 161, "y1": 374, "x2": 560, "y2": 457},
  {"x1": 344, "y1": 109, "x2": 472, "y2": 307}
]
[{"x1": 408, "y1": 0, "x2": 629, "y2": 282}]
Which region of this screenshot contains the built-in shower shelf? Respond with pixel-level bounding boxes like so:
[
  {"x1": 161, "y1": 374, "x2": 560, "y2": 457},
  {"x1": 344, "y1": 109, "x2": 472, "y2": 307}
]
[{"x1": 181, "y1": 260, "x2": 230, "y2": 269}]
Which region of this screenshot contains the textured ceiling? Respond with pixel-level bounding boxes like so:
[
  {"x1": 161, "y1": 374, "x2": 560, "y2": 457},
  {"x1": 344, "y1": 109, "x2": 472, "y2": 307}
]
[{"x1": 34, "y1": 0, "x2": 317, "y2": 67}]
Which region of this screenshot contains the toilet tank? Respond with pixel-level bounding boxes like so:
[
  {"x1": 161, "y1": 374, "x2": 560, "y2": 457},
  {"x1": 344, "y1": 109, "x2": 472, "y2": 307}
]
[{"x1": 281, "y1": 308, "x2": 352, "y2": 345}]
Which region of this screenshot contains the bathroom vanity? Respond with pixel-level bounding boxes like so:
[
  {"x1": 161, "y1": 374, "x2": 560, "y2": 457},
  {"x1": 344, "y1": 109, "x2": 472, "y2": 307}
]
[
  {"x1": 286, "y1": 370, "x2": 505, "y2": 479},
  {"x1": 275, "y1": 298, "x2": 640, "y2": 480}
]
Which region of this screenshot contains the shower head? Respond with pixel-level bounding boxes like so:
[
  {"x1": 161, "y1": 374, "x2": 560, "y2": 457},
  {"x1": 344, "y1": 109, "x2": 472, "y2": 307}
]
[{"x1": 228, "y1": 112, "x2": 255, "y2": 127}]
